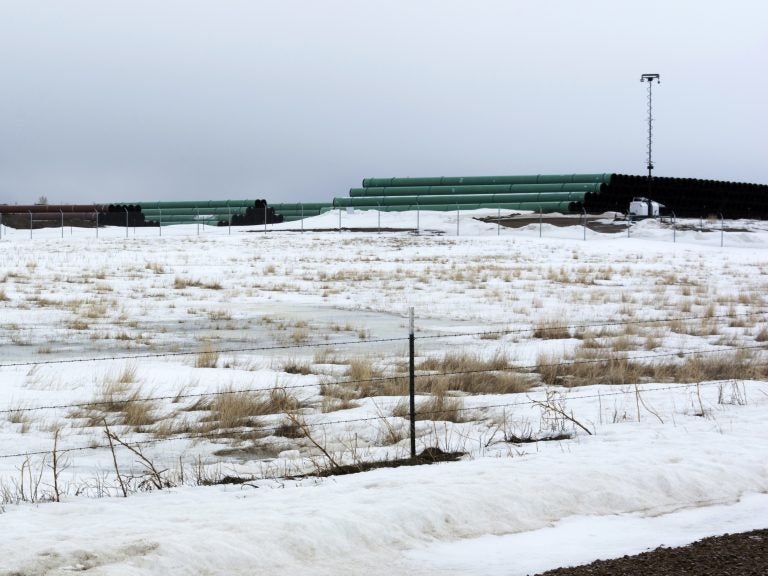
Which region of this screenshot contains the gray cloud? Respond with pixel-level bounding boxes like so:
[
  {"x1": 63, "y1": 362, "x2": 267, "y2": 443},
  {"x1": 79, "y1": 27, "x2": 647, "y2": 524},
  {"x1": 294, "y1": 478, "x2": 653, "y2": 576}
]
[{"x1": 1, "y1": 0, "x2": 766, "y2": 205}]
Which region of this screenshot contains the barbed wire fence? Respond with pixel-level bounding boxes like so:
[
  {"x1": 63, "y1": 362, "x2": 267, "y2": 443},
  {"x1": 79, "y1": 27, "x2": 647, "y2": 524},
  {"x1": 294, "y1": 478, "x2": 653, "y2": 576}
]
[{"x1": 0, "y1": 309, "x2": 766, "y2": 503}]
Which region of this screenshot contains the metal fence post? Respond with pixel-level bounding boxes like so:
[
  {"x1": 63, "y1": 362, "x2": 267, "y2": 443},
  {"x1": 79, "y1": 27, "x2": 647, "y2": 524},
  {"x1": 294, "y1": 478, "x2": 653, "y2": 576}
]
[
  {"x1": 159, "y1": 208, "x2": 162, "y2": 236},
  {"x1": 301, "y1": 204, "x2": 304, "y2": 234},
  {"x1": 539, "y1": 206, "x2": 543, "y2": 238},
  {"x1": 672, "y1": 211, "x2": 676, "y2": 243},
  {"x1": 227, "y1": 202, "x2": 231, "y2": 235},
  {"x1": 456, "y1": 204, "x2": 460, "y2": 236},
  {"x1": 409, "y1": 307, "x2": 416, "y2": 459},
  {"x1": 416, "y1": 202, "x2": 420, "y2": 235},
  {"x1": 196, "y1": 207, "x2": 200, "y2": 236},
  {"x1": 377, "y1": 203, "x2": 381, "y2": 234},
  {"x1": 497, "y1": 207, "x2": 500, "y2": 236},
  {"x1": 124, "y1": 207, "x2": 129, "y2": 238},
  {"x1": 95, "y1": 210, "x2": 99, "y2": 238},
  {"x1": 264, "y1": 204, "x2": 268, "y2": 234},
  {"x1": 720, "y1": 213, "x2": 724, "y2": 247},
  {"x1": 29, "y1": 211, "x2": 32, "y2": 239},
  {"x1": 582, "y1": 208, "x2": 587, "y2": 241},
  {"x1": 60, "y1": 209, "x2": 64, "y2": 239},
  {"x1": 338, "y1": 208, "x2": 341, "y2": 232}
]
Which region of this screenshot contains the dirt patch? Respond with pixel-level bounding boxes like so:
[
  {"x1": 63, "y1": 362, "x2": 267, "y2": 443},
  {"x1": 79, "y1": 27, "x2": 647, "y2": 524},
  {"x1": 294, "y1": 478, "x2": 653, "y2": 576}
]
[
  {"x1": 534, "y1": 528, "x2": 768, "y2": 576},
  {"x1": 247, "y1": 227, "x2": 419, "y2": 233},
  {"x1": 478, "y1": 215, "x2": 627, "y2": 234},
  {"x1": 316, "y1": 447, "x2": 464, "y2": 477}
]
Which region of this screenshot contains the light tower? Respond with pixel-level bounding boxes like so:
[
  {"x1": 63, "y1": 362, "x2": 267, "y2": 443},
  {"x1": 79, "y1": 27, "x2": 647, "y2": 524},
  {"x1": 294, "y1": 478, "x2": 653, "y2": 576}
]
[{"x1": 640, "y1": 73, "x2": 660, "y2": 198}]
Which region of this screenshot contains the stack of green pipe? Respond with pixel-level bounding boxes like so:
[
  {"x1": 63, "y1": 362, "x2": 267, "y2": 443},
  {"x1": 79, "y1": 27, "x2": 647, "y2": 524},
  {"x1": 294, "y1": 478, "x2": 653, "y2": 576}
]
[
  {"x1": 335, "y1": 191, "x2": 590, "y2": 208},
  {"x1": 137, "y1": 200, "x2": 257, "y2": 210},
  {"x1": 345, "y1": 201, "x2": 572, "y2": 213},
  {"x1": 361, "y1": 173, "x2": 612, "y2": 188},
  {"x1": 349, "y1": 182, "x2": 602, "y2": 198},
  {"x1": 270, "y1": 203, "x2": 333, "y2": 222},
  {"x1": 133, "y1": 200, "x2": 258, "y2": 225},
  {"x1": 331, "y1": 173, "x2": 610, "y2": 214}
]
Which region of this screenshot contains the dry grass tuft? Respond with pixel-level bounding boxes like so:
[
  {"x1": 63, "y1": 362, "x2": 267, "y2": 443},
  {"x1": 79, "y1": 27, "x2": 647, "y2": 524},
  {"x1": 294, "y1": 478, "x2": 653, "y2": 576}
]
[
  {"x1": 418, "y1": 350, "x2": 508, "y2": 373},
  {"x1": 319, "y1": 380, "x2": 361, "y2": 412},
  {"x1": 290, "y1": 327, "x2": 309, "y2": 344},
  {"x1": 537, "y1": 346, "x2": 766, "y2": 387},
  {"x1": 532, "y1": 318, "x2": 571, "y2": 340},
  {"x1": 201, "y1": 387, "x2": 302, "y2": 431},
  {"x1": 392, "y1": 385, "x2": 468, "y2": 423},
  {"x1": 414, "y1": 351, "x2": 531, "y2": 394},
  {"x1": 313, "y1": 348, "x2": 344, "y2": 364},
  {"x1": 345, "y1": 357, "x2": 384, "y2": 396},
  {"x1": 71, "y1": 377, "x2": 158, "y2": 430},
  {"x1": 6, "y1": 404, "x2": 33, "y2": 433},
  {"x1": 282, "y1": 358, "x2": 313, "y2": 375},
  {"x1": 145, "y1": 262, "x2": 165, "y2": 274},
  {"x1": 195, "y1": 342, "x2": 219, "y2": 368}
]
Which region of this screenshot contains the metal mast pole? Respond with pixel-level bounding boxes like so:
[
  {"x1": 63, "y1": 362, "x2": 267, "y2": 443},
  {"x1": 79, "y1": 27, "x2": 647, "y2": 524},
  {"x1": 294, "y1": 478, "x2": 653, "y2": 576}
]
[{"x1": 640, "y1": 73, "x2": 660, "y2": 198}]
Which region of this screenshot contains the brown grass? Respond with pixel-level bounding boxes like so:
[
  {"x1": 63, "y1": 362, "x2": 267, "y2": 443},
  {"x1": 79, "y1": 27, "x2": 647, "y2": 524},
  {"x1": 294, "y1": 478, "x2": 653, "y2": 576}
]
[
  {"x1": 195, "y1": 343, "x2": 219, "y2": 368},
  {"x1": 282, "y1": 358, "x2": 313, "y2": 375},
  {"x1": 418, "y1": 350, "x2": 508, "y2": 372},
  {"x1": 415, "y1": 351, "x2": 533, "y2": 394},
  {"x1": 532, "y1": 318, "x2": 571, "y2": 340},
  {"x1": 200, "y1": 387, "x2": 301, "y2": 431},
  {"x1": 6, "y1": 404, "x2": 33, "y2": 433},
  {"x1": 343, "y1": 357, "x2": 388, "y2": 397},
  {"x1": 392, "y1": 385, "x2": 468, "y2": 423},
  {"x1": 536, "y1": 346, "x2": 766, "y2": 387},
  {"x1": 71, "y1": 377, "x2": 158, "y2": 430},
  {"x1": 319, "y1": 381, "x2": 361, "y2": 412},
  {"x1": 313, "y1": 348, "x2": 343, "y2": 364}
]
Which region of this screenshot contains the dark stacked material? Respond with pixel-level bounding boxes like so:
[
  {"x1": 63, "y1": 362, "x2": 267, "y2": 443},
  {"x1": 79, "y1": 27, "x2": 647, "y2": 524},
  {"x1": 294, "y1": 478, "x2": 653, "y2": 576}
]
[
  {"x1": 226, "y1": 200, "x2": 283, "y2": 226},
  {"x1": 577, "y1": 174, "x2": 768, "y2": 218},
  {"x1": 334, "y1": 173, "x2": 768, "y2": 218},
  {"x1": 0, "y1": 200, "x2": 284, "y2": 229},
  {"x1": 0, "y1": 204, "x2": 149, "y2": 229}
]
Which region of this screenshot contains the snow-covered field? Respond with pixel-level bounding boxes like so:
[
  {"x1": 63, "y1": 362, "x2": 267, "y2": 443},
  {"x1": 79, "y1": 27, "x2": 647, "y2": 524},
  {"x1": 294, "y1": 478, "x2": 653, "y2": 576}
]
[{"x1": 1, "y1": 209, "x2": 767, "y2": 575}]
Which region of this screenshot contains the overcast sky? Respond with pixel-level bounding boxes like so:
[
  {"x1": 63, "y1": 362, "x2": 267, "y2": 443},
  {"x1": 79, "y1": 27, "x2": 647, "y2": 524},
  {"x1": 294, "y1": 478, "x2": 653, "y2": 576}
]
[{"x1": 1, "y1": 1, "x2": 765, "y2": 204}]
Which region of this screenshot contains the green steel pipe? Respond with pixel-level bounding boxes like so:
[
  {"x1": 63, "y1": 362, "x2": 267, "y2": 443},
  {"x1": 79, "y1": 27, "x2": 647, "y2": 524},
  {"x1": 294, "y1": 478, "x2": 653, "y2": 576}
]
[
  {"x1": 157, "y1": 220, "x2": 221, "y2": 227},
  {"x1": 361, "y1": 173, "x2": 613, "y2": 188},
  {"x1": 275, "y1": 210, "x2": 323, "y2": 216},
  {"x1": 270, "y1": 203, "x2": 334, "y2": 211},
  {"x1": 136, "y1": 200, "x2": 259, "y2": 210},
  {"x1": 345, "y1": 201, "x2": 574, "y2": 213},
  {"x1": 146, "y1": 214, "x2": 227, "y2": 224},
  {"x1": 136, "y1": 200, "x2": 256, "y2": 211},
  {"x1": 334, "y1": 192, "x2": 585, "y2": 208},
  {"x1": 142, "y1": 208, "x2": 247, "y2": 217},
  {"x1": 349, "y1": 183, "x2": 601, "y2": 197}
]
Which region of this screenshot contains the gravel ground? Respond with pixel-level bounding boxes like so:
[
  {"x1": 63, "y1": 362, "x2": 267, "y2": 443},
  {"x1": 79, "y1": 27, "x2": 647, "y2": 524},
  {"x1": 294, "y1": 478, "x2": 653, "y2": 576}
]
[{"x1": 534, "y1": 529, "x2": 768, "y2": 576}]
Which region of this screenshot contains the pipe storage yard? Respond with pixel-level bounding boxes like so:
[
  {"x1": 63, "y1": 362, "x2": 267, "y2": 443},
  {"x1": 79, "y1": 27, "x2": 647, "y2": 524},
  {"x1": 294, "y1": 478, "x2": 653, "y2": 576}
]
[
  {"x1": 0, "y1": 204, "x2": 148, "y2": 228},
  {"x1": 0, "y1": 200, "x2": 283, "y2": 228},
  {"x1": 137, "y1": 199, "x2": 282, "y2": 226},
  {"x1": 2, "y1": 173, "x2": 767, "y2": 229},
  {"x1": 335, "y1": 174, "x2": 610, "y2": 215},
  {"x1": 332, "y1": 173, "x2": 768, "y2": 219}
]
